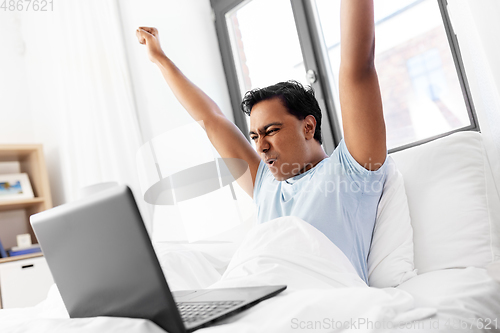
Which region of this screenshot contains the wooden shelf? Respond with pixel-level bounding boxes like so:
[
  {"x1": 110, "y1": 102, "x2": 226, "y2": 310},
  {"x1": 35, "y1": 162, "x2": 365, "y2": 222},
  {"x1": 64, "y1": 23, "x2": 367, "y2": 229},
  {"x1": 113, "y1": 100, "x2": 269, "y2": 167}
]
[
  {"x1": 0, "y1": 252, "x2": 43, "y2": 264},
  {"x1": 0, "y1": 197, "x2": 45, "y2": 212},
  {"x1": 0, "y1": 144, "x2": 52, "y2": 309}
]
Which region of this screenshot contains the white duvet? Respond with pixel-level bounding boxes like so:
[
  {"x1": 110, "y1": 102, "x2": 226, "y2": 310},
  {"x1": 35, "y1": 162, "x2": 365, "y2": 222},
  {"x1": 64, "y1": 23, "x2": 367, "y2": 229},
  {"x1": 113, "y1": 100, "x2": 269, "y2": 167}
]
[{"x1": 0, "y1": 217, "x2": 438, "y2": 333}]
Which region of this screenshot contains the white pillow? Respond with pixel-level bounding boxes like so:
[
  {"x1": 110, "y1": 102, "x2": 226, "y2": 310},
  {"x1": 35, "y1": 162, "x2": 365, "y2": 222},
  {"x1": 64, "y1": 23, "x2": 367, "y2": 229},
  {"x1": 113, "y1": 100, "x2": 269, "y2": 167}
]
[
  {"x1": 390, "y1": 131, "x2": 495, "y2": 274},
  {"x1": 368, "y1": 156, "x2": 417, "y2": 287}
]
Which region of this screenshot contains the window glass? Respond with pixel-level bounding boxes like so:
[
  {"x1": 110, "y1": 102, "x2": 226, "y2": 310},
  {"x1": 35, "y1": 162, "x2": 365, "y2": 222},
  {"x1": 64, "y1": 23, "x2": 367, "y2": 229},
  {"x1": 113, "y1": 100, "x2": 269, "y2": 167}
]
[
  {"x1": 314, "y1": 0, "x2": 472, "y2": 149},
  {"x1": 225, "y1": 0, "x2": 309, "y2": 141},
  {"x1": 226, "y1": 0, "x2": 308, "y2": 94}
]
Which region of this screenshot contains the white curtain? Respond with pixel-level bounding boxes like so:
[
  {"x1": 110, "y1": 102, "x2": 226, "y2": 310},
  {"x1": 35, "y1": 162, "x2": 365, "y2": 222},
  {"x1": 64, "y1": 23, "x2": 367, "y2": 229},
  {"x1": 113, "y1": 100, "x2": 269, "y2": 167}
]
[{"x1": 21, "y1": 1, "x2": 150, "y2": 227}]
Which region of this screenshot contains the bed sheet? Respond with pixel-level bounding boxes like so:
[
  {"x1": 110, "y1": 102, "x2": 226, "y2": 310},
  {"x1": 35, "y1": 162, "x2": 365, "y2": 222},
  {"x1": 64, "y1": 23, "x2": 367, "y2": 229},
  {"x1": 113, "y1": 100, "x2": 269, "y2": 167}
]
[
  {"x1": 0, "y1": 217, "x2": 438, "y2": 333},
  {"x1": 393, "y1": 266, "x2": 500, "y2": 332}
]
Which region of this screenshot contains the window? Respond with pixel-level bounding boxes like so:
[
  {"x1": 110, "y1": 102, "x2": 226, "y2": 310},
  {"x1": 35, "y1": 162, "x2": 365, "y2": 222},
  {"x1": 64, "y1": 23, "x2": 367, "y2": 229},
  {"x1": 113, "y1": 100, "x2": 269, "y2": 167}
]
[
  {"x1": 225, "y1": 0, "x2": 308, "y2": 138},
  {"x1": 211, "y1": 0, "x2": 478, "y2": 153}
]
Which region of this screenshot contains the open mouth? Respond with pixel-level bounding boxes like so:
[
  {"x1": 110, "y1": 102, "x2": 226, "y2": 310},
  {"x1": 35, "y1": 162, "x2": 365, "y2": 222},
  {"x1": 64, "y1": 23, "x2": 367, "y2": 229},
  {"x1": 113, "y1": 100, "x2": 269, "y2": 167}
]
[{"x1": 266, "y1": 158, "x2": 277, "y2": 166}]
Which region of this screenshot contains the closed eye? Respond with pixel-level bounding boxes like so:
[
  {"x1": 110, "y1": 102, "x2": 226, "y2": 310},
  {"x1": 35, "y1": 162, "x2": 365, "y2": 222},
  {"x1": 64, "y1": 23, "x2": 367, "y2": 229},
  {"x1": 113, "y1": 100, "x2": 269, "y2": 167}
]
[
  {"x1": 266, "y1": 128, "x2": 278, "y2": 135},
  {"x1": 250, "y1": 128, "x2": 279, "y2": 141}
]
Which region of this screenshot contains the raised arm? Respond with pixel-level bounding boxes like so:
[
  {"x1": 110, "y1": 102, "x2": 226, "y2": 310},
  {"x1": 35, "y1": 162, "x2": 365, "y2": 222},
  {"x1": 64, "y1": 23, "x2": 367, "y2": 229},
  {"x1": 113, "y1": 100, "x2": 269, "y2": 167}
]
[
  {"x1": 339, "y1": 0, "x2": 386, "y2": 170},
  {"x1": 136, "y1": 27, "x2": 260, "y2": 197}
]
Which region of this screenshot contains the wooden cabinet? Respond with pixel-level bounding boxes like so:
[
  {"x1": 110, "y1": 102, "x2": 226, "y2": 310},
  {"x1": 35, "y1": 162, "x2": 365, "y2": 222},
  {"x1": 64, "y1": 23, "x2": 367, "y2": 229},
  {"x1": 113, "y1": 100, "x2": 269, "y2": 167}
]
[{"x1": 0, "y1": 144, "x2": 53, "y2": 308}]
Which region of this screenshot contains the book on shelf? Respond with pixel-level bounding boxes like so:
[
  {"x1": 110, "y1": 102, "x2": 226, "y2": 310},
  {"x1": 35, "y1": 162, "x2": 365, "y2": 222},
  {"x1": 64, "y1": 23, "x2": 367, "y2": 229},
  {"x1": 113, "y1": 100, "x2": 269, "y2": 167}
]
[
  {"x1": 8, "y1": 244, "x2": 42, "y2": 257},
  {"x1": 0, "y1": 238, "x2": 7, "y2": 258}
]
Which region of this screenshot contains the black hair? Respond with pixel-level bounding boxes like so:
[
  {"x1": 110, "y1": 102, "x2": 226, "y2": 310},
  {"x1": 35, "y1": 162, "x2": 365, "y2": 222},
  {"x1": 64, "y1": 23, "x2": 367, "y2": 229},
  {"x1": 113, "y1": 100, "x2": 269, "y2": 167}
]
[{"x1": 241, "y1": 80, "x2": 323, "y2": 144}]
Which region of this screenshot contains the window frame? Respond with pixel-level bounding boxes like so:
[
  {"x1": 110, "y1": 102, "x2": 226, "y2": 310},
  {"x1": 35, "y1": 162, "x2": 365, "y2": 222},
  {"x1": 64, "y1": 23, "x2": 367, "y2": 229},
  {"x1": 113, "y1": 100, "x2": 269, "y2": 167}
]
[{"x1": 210, "y1": 0, "x2": 479, "y2": 154}]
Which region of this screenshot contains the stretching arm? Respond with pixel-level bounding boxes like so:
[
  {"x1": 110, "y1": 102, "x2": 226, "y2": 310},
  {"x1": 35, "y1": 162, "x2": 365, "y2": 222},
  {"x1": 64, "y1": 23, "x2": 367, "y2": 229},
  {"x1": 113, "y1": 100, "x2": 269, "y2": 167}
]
[
  {"x1": 339, "y1": 0, "x2": 386, "y2": 170},
  {"x1": 136, "y1": 27, "x2": 260, "y2": 197}
]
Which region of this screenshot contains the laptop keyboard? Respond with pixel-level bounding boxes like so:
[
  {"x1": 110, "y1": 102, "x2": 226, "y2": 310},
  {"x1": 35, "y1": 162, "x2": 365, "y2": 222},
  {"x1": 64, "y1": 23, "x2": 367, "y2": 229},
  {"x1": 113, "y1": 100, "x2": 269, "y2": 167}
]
[{"x1": 176, "y1": 301, "x2": 244, "y2": 323}]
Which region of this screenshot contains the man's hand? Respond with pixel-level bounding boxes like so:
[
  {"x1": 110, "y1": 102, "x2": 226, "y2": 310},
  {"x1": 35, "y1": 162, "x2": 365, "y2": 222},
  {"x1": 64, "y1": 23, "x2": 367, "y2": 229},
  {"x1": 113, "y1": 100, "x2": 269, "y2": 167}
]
[{"x1": 136, "y1": 27, "x2": 166, "y2": 63}]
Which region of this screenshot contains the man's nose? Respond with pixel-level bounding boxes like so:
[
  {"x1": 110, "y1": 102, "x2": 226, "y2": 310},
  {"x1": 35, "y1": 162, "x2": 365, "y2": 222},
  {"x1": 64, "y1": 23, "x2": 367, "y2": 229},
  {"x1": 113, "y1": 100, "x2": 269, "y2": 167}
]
[{"x1": 257, "y1": 138, "x2": 270, "y2": 153}]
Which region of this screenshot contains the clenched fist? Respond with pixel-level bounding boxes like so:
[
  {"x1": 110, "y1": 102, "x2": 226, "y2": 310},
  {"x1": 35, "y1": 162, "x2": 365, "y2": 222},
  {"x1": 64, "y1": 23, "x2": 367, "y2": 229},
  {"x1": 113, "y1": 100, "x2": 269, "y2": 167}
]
[{"x1": 136, "y1": 27, "x2": 166, "y2": 63}]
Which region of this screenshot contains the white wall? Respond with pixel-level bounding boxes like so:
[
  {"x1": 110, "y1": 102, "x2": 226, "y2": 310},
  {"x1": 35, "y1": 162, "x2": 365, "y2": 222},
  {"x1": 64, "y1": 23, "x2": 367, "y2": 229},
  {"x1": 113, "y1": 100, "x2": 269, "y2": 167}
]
[
  {"x1": 0, "y1": 12, "x2": 39, "y2": 239},
  {"x1": 0, "y1": 13, "x2": 34, "y2": 144},
  {"x1": 0, "y1": 10, "x2": 76, "y2": 207}
]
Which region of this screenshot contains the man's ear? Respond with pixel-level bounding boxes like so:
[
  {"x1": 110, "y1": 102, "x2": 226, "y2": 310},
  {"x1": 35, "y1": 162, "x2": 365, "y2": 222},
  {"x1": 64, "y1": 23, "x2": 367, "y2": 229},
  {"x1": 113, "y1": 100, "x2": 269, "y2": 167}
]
[{"x1": 303, "y1": 115, "x2": 317, "y2": 140}]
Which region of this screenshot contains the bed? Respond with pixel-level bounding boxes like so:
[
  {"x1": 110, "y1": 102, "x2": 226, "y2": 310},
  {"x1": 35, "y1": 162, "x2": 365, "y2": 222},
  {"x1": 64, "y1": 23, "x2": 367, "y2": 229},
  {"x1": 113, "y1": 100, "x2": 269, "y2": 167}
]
[{"x1": 1, "y1": 131, "x2": 499, "y2": 333}]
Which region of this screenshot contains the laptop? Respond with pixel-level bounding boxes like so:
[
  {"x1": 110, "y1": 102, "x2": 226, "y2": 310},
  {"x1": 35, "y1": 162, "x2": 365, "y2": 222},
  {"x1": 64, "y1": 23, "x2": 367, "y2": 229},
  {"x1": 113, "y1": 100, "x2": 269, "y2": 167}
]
[{"x1": 30, "y1": 185, "x2": 286, "y2": 333}]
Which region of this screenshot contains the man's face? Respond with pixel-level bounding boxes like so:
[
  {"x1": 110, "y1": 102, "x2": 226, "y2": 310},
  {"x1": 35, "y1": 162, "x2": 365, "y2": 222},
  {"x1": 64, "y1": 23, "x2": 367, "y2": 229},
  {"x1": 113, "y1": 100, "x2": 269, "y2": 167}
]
[{"x1": 249, "y1": 97, "x2": 309, "y2": 181}]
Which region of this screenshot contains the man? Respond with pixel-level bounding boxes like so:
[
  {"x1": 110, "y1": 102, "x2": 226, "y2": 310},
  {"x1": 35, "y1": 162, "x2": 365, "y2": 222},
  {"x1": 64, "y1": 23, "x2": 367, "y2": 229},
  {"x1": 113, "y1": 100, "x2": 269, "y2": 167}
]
[{"x1": 136, "y1": 0, "x2": 387, "y2": 284}]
